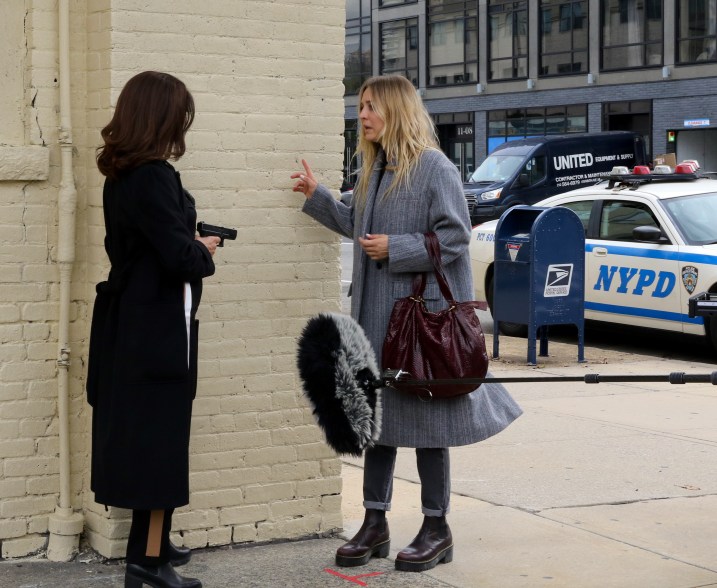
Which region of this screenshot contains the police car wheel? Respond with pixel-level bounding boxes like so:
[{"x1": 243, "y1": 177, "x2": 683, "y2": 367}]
[
  {"x1": 487, "y1": 275, "x2": 528, "y2": 338},
  {"x1": 499, "y1": 321, "x2": 529, "y2": 338}
]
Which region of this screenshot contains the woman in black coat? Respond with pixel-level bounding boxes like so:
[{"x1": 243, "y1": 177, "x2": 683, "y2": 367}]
[{"x1": 87, "y1": 71, "x2": 219, "y2": 588}]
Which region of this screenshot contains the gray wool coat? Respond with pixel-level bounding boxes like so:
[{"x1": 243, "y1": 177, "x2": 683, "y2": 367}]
[{"x1": 303, "y1": 148, "x2": 522, "y2": 447}]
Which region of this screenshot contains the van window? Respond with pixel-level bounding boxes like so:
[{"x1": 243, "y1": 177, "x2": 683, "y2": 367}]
[
  {"x1": 519, "y1": 156, "x2": 546, "y2": 186},
  {"x1": 469, "y1": 154, "x2": 524, "y2": 183},
  {"x1": 599, "y1": 201, "x2": 659, "y2": 241}
]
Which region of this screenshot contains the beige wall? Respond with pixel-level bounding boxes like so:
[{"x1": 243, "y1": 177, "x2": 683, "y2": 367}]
[{"x1": 0, "y1": 0, "x2": 346, "y2": 559}]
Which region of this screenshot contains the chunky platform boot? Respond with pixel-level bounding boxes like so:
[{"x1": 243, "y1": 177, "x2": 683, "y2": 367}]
[
  {"x1": 335, "y1": 509, "x2": 390, "y2": 567},
  {"x1": 395, "y1": 515, "x2": 453, "y2": 572},
  {"x1": 124, "y1": 562, "x2": 202, "y2": 588}
]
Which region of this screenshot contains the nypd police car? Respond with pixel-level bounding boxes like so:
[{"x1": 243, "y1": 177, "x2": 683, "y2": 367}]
[{"x1": 470, "y1": 163, "x2": 717, "y2": 348}]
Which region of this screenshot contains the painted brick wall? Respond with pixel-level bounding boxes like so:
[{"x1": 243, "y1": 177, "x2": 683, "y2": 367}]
[
  {"x1": 0, "y1": 0, "x2": 346, "y2": 559},
  {"x1": 0, "y1": 0, "x2": 79, "y2": 559}
]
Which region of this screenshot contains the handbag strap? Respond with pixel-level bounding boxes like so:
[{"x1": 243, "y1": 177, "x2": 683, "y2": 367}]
[
  {"x1": 411, "y1": 272, "x2": 426, "y2": 298},
  {"x1": 419, "y1": 232, "x2": 488, "y2": 311},
  {"x1": 424, "y1": 232, "x2": 457, "y2": 303}
]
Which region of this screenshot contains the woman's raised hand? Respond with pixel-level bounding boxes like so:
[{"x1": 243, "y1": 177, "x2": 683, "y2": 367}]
[{"x1": 291, "y1": 159, "x2": 318, "y2": 199}]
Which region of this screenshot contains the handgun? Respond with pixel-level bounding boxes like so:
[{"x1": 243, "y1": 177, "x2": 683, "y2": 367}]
[{"x1": 196, "y1": 221, "x2": 237, "y2": 247}]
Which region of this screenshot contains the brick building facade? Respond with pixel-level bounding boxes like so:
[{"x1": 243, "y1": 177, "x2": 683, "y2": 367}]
[{"x1": 0, "y1": 0, "x2": 346, "y2": 560}]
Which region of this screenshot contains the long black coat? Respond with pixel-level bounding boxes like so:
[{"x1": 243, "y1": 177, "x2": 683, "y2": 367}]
[{"x1": 87, "y1": 160, "x2": 215, "y2": 510}]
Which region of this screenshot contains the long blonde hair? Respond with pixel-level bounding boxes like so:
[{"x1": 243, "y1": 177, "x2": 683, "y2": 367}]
[{"x1": 352, "y1": 75, "x2": 439, "y2": 210}]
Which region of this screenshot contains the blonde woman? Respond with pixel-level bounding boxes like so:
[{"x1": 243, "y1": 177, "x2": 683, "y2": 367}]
[{"x1": 291, "y1": 75, "x2": 521, "y2": 572}]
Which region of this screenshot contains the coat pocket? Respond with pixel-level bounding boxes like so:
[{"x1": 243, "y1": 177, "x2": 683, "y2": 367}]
[{"x1": 118, "y1": 302, "x2": 189, "y2": 383}]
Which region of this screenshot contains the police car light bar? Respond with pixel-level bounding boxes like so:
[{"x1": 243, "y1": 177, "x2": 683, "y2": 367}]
[
  {"x1": 601, "y1": 162, "x2": 703, "y2": 188},
  {"x1": 653, "y1": 165, "x2": 672, "y2": 174}
]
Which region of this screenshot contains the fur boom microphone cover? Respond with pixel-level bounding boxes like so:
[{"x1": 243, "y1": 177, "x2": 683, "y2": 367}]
[{"x1": 296, "y1": 313, "x2": 382, "y2": 456}]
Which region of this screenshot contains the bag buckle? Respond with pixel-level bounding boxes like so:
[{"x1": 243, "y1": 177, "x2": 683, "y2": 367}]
[
  {"x1": 382, "y1": 368, "x2": 410, "y2": 387},
  {"x1": 382, "y1": 369, "x2": 434, "y2": 401}
]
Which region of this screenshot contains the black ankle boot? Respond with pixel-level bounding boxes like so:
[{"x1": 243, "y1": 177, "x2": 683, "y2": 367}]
[
  {"x1": 395, "y1": 516, "x2": 453, "y2": 572},
  {"x1": 335, "y1": 509, "x2": 390, "y2": 567},
  {"x1": 167, "y1": 542, "x2": 191, "y2": 567},
  {"x1": 124, "y1": 562, "x2": 202, "y2": 588}
]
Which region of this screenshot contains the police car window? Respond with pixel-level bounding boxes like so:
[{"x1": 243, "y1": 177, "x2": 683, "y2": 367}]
[
  {"x1": 661, "y1": 192, "x2": 717, "y2": 245},
  {"x1": 599, "y1": 201, "x2": 659, "y2": 241},
  {"x1": 558, "y1": 201, "x2": 592, "y2": 235}
]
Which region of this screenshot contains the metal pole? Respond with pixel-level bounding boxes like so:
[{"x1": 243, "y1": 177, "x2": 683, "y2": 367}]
[{"x1": 377, "y1": 370, "x2": 717, "y2": 389}]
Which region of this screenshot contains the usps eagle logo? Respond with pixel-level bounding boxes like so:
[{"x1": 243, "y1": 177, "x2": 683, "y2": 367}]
[
  {"x1": 544, "y1": 264, "x2": 573, "y2": 297},
  {"x1": 682, "y1": 265, "x2": 698, "y2": 294}
]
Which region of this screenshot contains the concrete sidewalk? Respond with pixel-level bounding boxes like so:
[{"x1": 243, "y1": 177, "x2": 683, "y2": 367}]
[
  {"x1": 337, "y1": 332, "x2": 717, "y2": 587},
  {"x1": 4, "y1": 331, "x2": 717, "y2": 587}
]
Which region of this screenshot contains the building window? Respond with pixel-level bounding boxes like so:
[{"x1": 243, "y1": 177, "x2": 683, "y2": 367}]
[
  {"x1": 488, "y1": 0, "x2": 528, "y2": 80},
  {"x1": 380, "y1": 0, "x2": 417, "y2": 6},
  {"x1": 539, "y1": 1, "x2": 588, "y2": 76},
  {"x1": 342, "y1": 120, "x2": 359, "y2": 191},
  {"x1": 345, "y1": 0, "x2": 372, "y2": 95},
  {"x1": 601, "y1": 0, "x2": 663, "y2": 71},
  {"x1": 677, "y1": 0, "x2": 717, "y2": 64},
  {"x1": 380, "y1": 18, "x2": 419, "y2": 86},
  {"x1": 487, "y1": 105, "x2": 587, "y2": 152},
  {"x1": 427, "y1": 0, "x2": 478, "y2": 86},
  {"x1": 602, "y1": 100, "x2": 652, "y2": 157}
]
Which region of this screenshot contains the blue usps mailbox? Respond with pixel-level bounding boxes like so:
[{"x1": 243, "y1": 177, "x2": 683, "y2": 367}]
[{"x1": 492, "y1": 206, "x2": 585, "y2": 365}]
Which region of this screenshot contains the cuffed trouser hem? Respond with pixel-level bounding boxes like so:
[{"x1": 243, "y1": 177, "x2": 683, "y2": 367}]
[
  {"x1": 363, "y1": 501, "x2": 391, "y2": 511},
  {"x1": 363, "y1": 445, "x2": 397, "y2": 511},
  {"x1": 421, "y1": 506, "x2": 450, "y2": 517}
]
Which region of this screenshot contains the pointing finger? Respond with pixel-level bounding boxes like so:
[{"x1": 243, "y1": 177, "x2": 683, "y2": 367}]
[{"x1": 301, "y1": 159, "x2": 313, "y2": 178}]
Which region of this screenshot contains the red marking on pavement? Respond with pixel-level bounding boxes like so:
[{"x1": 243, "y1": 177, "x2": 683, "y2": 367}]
[{"x1": 324, "y1": 568, "x2": 384, "y2": 586}]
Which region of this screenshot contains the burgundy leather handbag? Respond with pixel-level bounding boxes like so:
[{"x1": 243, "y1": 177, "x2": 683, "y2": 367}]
[{"x1": 382, "y1": 232, "x2": 490, "y2": 399}]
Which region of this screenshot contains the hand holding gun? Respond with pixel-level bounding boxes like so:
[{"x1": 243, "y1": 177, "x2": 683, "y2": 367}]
[{"x1": 197, "y1": 221, "x2": 237, "y2": 247}]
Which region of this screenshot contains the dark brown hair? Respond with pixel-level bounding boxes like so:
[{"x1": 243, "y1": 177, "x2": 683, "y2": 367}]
[{"x1": 96, "y1": 71, "x2": 195, "y2": 179}]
